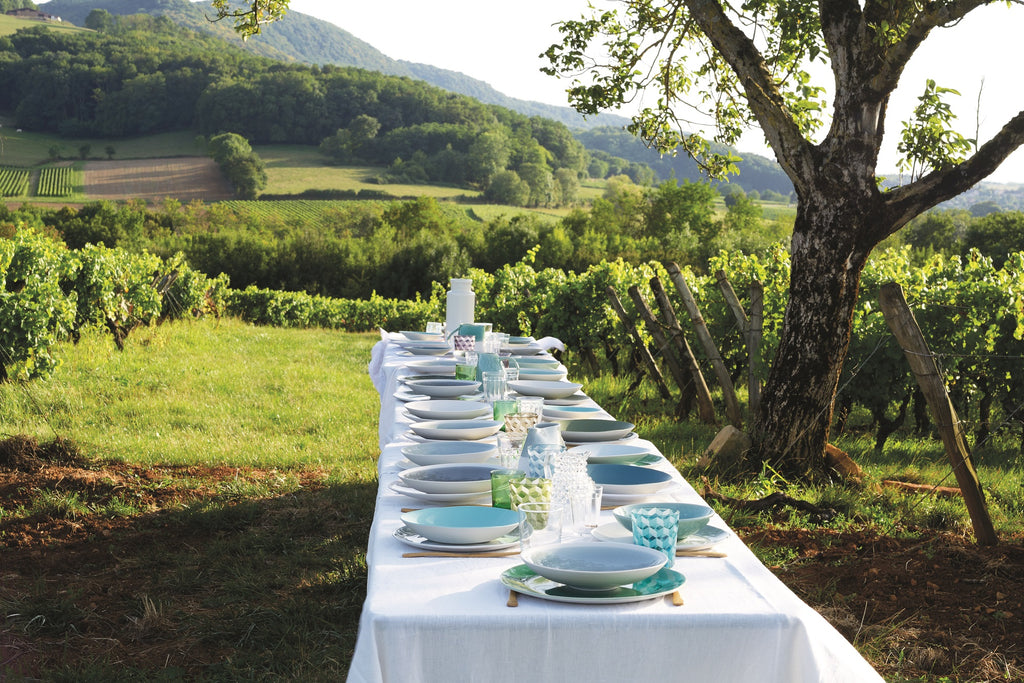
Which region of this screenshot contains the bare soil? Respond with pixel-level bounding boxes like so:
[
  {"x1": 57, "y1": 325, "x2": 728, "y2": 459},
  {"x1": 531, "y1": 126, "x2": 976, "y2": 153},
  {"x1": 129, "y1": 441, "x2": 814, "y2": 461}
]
[
  {"x1": 82, "y1": 158, "x2": 233, "y2": 203},
  {"x1": 2, "y1": 452, "x2": 1022, "y2": 680}
]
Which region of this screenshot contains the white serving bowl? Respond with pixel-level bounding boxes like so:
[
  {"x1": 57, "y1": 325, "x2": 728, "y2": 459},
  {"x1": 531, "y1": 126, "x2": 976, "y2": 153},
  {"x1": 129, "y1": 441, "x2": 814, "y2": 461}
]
[
  {"x1": 405, "y1": 400, "x2": 492, "y2": 421},
  {"x1": 401, "y1": 441, "x2": 498, "y2": 466},
  {"x1": 508, "y1": 379, "x2": 583, "y2": 400},
  {"x1": 404, "y1": 359, "x2": 457, "y2": 375},
  {"x1": 612, "y1": 502, "x2": 715, "y2": 540},
  {"x1": 409, "y1": 419, "x2": 502, "y2": 441},
  {"x1": 401, "y1": 506, "x2": 521, "y2": 544},
  {"x1": 560, "y1": 419, "x2": 635, "y2": 443},
  {"x1": 398, "y1": 463, "x2": 497, "y2": 494},
  {"x1": 404, "y1": 379, "x2": 481, "y2": 398},
  {"x1": 520, "y1": 541, "x2": 667, "y2": 590}
]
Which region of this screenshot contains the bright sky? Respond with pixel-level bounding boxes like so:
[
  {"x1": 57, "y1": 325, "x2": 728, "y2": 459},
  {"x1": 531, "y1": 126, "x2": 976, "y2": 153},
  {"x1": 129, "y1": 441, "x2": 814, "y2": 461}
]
[{"x1": 286, "y1": 0, "x2": 1024, "y2": 184}]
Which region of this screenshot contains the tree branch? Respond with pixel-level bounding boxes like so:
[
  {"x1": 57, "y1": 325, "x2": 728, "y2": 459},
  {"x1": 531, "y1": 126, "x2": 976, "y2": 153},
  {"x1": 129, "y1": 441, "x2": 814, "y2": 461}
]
[
  {"x1": 682, "y1": 0, "x2": 815, "y2": 187},
  {"x1": 884, "y1": 108, "x2": 1024, "y2": 231}
]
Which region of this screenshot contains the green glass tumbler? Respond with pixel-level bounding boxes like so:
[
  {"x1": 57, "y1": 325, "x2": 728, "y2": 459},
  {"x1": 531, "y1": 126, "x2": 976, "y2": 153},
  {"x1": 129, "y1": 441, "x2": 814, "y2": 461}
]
[{"x1": 490, "y1": 468, "x2": 525, "y2": 509}]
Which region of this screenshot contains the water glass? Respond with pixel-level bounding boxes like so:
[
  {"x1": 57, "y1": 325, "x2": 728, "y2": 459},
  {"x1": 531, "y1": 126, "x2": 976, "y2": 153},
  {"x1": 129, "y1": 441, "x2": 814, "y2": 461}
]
[
  {"x1": 492, "y1": 399, "x2": 519, "y2": 424},
  {"x1": 503, "y1": 411, "x2": 540, "y2": 441},
  {"x1": 516, "y1": 396, "x2": 545, "y2": 417},
  {"x1": 503, "y1": 364, "x2": 519, "y2": 384},
  {"x1": 508, "y1": 476, "x2": 552, "y2": 510},
  {"x1": 454, "y1": 351, "x2": 478, "y2": 381},
  {"x1": 570, "y1": 484, "x2": 603, "y2": 536},
  {"x1": 425, "y1": 322, "x2": 443, "y2": 334},
  {"x1": 495, "y1": 431, "x2": 521, "y2": 468},
  {"x1": 491, "y1": 468, "x2": 525, "y2": 509},
  {"x1": 631, "y1": 507, "x2": 680, "y2": 567},
  {"x1": 523, "y1": 443, "x2": 562, "y2": 478},
  {"x1": 482, "y1": 370, "x2": 507, "y2": 403},
  {"x1": 518, "y1": 501, "x2": 565, "y2": 552}
]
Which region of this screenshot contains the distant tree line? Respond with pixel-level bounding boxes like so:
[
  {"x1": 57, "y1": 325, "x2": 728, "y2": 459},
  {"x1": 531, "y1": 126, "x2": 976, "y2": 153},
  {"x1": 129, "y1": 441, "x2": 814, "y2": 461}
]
[{"x1": 0, "y1": 18, "x2": 651, "y2": 207}]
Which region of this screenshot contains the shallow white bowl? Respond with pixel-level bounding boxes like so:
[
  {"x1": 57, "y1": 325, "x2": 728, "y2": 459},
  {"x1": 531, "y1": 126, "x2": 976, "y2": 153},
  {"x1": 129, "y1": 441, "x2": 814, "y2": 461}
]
[
  {"x1": 403, "y1": 345, "x2": 453, "y2": 356},
  {"x1": 404, "y1": 379, "x2": 481, "y2": 398},
  {"x1": 401, "y1": 441, "x2": 497, "y2": 466},
  {"x1": 409, "y1": 419, "x2": 502, "y2": 441},
  {"x1": 398, "y1": 463, "x2": 497, "y2": 494},
  {"x1": 400, "y1": 331, "x2": 445, "y2": 341},
  {"x1": 520, "y1": 541, "x2": 667, "y2": 590},
  {"x1": 587, "y1": 464, "x2": 674, "y2": 494},
  {"x1": 613, "y1": 503, "x2": 715, "y2": 540},
  {"x1": 512, "y1": 357, "x2": 560, "y2": 369},
  {"x1": 560, "y1": 419, "x2": 635, "y2": 443},
  {"x1": 569, "y1": 444, "x2": 653, "y2": 465},
  {"x1": 508, "y1": 379, "x2": 584, "y2": 399},
  {"x1": 401, "y1": 506, "x2": 520, "y2": 544},
  {"x1": 518, "y1": 368, "x2": 569, "y2": 382},
  {"x1": 543, "y1": 405, "x2": 604, "y2": 420},
  {"x1": 404, "y1": 359, "x2": 456, "y2": 375},
  {"x1": 405, "y1": 400, "x2": 492, "y2": 421}
]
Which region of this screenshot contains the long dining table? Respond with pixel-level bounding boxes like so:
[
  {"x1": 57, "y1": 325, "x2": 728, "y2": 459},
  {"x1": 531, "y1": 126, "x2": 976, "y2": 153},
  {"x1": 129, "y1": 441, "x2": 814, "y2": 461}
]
[{"x1": 347, "y1": 333, "x2": 884, "y2": 683}]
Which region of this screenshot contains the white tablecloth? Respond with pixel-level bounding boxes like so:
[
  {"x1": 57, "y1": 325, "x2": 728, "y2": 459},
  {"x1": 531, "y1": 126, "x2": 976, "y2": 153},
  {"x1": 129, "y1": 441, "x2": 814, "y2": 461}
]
[{"x1": 348, "y1": 337, "x2": 883, "y2": 683}]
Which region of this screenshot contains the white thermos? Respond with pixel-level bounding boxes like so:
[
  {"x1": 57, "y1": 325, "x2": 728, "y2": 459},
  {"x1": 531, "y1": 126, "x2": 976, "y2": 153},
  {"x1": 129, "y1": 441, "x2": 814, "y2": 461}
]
[{"x1": 445, "y1": 278, "x2": 475, "y2": 334}]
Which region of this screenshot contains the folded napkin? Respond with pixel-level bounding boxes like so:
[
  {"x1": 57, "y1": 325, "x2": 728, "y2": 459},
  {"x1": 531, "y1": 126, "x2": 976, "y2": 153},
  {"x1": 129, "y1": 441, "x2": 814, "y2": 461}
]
[{"x1": 535, "y1": 336, "x2": 565, "y2": 352}]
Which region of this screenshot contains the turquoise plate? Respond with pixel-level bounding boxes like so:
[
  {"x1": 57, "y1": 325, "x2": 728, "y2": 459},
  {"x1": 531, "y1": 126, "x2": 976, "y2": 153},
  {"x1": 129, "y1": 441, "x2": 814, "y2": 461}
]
[{"x1": 501, "y1": 565, "x2": 685, "y2": 604}]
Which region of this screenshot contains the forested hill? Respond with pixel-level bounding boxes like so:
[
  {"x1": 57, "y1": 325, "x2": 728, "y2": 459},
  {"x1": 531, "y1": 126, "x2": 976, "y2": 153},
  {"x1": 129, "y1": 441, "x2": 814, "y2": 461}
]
[{"x1": 40, "y1": 0, "x2": 631, "y2": 132}]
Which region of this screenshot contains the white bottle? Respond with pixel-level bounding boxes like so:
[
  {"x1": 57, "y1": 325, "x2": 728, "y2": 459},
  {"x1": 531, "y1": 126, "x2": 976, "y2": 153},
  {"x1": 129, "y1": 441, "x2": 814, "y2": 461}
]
[{"x1": 445, "y1": 278, "x2": 475, "y2": 334}]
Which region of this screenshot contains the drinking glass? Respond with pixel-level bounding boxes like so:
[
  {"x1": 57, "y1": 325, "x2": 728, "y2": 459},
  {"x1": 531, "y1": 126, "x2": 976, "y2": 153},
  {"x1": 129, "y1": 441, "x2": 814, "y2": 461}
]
[
  {"x1": 495, "y1": 431, "x2": 521, "y2": 468},
  {"x1": 503, "y1": 411, "x2": 540, "y2": 444},
  {"x1": 453, "y1": 335, "x2": 476, "y2": 352},
  {"x1": 518, "y1": 501, "x2": 564, "y2": 552},
  {"x1": 516, "y1": 396, "x2": 545, "y2": 417},
  {"x1": 631, "y1": 507, "x2": 680, "y2": 567},
  {"x1": 490, "y1": 469, "x2": 525, "y2": 509},
  {"x1": 570, "y1": 484, "x2": 603, "y2": 536},
  {"x1": 508, "y1": 476, "x2": 552, "y2": 510},
  {"x1": 482, "y1": 370, "x2": 507, "y2": 403},
  {"x1": 455, "y1": 351, "x2": 478, "y2": 381},
  {"x1": 425, "y1": 321, "x2": 443, "y2": 334},
  {"x1": 523, "y1": 443, "x2": 562, "y2": 478},
  {"x1": 492, "y1": 399, "x2": 519, "y2": 424}
]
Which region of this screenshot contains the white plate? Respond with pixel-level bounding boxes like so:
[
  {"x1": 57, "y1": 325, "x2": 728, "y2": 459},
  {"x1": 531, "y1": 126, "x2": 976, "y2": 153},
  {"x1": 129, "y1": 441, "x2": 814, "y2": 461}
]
[
  {"x1": 404, "y1": 359, "x2": 457, "y2": 375},
  {"x1": 399, "y1": 331, "x2": 445, "y2": 341},
  {"x1": 508, "y1": 380, "x2": 583, "y2": 399},
  {"x1": 409, "y1": 419, "x2": 501, "y2": 441},
  {"x1": 394, "y1": 388, "x2": 430, "y2": 402},
  {"x1": 518, "y1": 369, "x2": 569, "y2": 381},
  {"x1": 387, "y1": 481, "x2": 492, "y2": 504},
  {"x1": 500, "y1": 565, "x2": 685, "y2": 605},
  {"x1": 502, "y1": 343, "x2": 545, "y2": 355},
  {"x1": 560, "y1": 419, "x2": 635, "y2": 443},
  {"x1": 401, "y1": 346, "x2": 453, "y2": 356},
  {"x1": 599, "y1": 489, "x2": 675, "y2": 505},
  {"x1": 592, "y1": 522, "x2": 731, "y2": 552},
  {"x1": 405, "y1": 400, "x2": 492, "y2": 420},
  {"x1": 393, "y1": 525, "x2": 524, "y2": 552},
  {"x1": 398, "y1": 463, "x2": 497, "y2": 494}
]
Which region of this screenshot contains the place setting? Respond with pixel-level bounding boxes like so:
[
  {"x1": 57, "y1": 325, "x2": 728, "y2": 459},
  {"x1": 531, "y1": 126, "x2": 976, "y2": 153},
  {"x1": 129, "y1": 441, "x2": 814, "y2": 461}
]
[{"x1": 590, "y1": 502, "x2": 730, "y2": 557}]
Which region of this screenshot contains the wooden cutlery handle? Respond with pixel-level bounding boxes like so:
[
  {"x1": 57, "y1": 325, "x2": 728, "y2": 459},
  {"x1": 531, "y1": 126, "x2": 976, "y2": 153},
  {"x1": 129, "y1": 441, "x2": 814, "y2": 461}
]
[
  {"x1": 670, "y1": 591, "x2": 684, "y2": 606},
  {"x1": 675, "y1": 550, "x2": 727, "y2": 558},
  {"x1": 507, "y1": 590, "x2": 519, "y2": 607}
]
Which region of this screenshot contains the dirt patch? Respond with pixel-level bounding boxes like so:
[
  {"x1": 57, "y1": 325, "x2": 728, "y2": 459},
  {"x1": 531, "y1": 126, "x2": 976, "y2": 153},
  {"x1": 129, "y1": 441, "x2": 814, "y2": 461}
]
[
  {"x1": 1, "y1": 459, "x2": 1022, "y2": 680},
  {"x1": 83, "y1": 158, "x2": 234, "y2": 203}
]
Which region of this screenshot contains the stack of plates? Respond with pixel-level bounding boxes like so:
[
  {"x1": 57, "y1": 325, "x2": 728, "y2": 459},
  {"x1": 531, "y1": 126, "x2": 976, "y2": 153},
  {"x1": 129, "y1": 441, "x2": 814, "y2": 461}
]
[
  {"x1": 560, "y1": 419, "x2": 635, "y2": 443},
  {"x1": 508, "y1": 380, "x2": 583, "y2": 400},
  {"x1": 398, "y1": 463, "x2": 497, "y2": 495},
  {"x1": 401, "y1": 441, "x2": 497, "y2": 466},
  {"x1": 399, "y1": 506, "x2": 520, "y2": 545},
  {"x1": 404, "y1": 379, "x2": 481, "y2": 398}
]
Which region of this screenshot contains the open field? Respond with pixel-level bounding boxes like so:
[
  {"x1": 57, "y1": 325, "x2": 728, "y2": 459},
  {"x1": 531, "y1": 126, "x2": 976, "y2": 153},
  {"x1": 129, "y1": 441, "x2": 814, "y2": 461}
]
[
  {"x1": 0, "y1": 15, "x2": 87, "y2": 37},
  {"x1": 0, "y1": 320, "x2": 1021, "y2": 679}
]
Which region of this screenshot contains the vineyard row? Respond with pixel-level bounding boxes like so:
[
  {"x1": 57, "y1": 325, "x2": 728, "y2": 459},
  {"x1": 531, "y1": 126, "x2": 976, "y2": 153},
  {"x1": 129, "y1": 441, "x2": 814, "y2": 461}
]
[{"x1": 0, "y1": 165, "x2": 81, "y2": 198}]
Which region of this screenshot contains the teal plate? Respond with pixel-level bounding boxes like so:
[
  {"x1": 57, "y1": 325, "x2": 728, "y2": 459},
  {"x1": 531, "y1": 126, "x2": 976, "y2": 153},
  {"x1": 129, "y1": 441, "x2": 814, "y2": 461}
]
[{"x1": 501, "y1": 565, "x2": 684, "y2": 604}]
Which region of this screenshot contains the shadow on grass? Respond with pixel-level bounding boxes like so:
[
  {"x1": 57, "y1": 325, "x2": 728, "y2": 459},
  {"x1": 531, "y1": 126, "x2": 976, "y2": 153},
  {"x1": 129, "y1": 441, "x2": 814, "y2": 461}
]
[{"x1": 1, "y1": 473, "x2": 379, "y2": 681}]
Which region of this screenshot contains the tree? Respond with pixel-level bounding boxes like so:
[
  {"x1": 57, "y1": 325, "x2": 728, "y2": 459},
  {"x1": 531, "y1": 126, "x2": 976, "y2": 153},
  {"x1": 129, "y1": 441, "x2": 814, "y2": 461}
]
[
  {"x1": 540, "y1": 0, "x2": 1024, "y2": 478},
  {"x1": 104, "y1": 145, "x2": 116, "y2": 160}
]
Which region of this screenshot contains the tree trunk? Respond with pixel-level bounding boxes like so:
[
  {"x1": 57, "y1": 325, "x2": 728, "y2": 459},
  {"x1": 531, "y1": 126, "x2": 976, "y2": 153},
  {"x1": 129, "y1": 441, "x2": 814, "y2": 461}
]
[{"x1": 751, "y1": 194, "x2": 877, "y2": 477}]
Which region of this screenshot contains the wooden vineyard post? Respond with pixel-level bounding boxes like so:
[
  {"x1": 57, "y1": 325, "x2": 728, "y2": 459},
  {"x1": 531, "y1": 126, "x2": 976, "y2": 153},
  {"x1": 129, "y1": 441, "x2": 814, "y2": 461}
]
[
  {"x1": 878, "y1": 282, "x2": 997, "y2": 546},
  {"x1": 748, "y1": 281, "x2": 764, "y2": 418},
  {"x1": 627, "y1": 285, "x2": 694, "y2": 412},
  {"x1": 666, "y1": 262, "x2": 743, "y2": 428},
  {"x1": 649, "y1": 276, "x2": 716, "y2": 423},
  {"x1": 606, "y1": 285, "x2": 673, "y2": 400},
  {"x1": 715, "y1": 270, "x2": 764, "y2": 419}
]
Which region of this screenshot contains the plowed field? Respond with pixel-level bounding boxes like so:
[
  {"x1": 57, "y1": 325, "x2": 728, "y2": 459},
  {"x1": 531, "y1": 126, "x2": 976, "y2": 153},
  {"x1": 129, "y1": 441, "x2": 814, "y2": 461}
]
[{"x1": 83, "y1": 158, "x2": 233, "y2": 202}]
